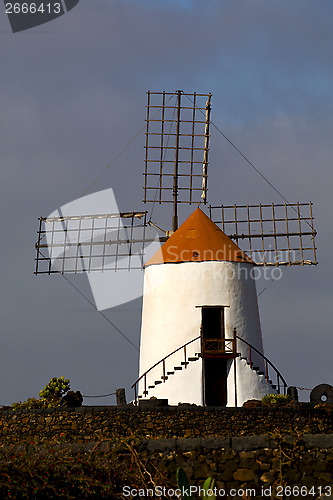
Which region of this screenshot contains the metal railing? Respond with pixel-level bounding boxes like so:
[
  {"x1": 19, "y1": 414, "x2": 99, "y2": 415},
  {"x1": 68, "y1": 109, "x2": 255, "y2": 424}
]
[
  {"x1": 202, "y1": 337, "x2": 236, "y2": 354},
  {"x1": 132, "y1": 329, "x2": 287, "y2": 402},
  {"x1": 235, "y1": 332, "x2": 287, "y2": 394},
  {"x1": 131, "y1": 336, "x2": 201, "y2": 403}
]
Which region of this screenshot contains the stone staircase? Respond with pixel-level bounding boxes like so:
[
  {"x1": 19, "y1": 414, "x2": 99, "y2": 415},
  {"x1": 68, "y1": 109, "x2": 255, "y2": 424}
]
[{"x1": 132, "y1": 333, "x2": 287, "y2": 401}]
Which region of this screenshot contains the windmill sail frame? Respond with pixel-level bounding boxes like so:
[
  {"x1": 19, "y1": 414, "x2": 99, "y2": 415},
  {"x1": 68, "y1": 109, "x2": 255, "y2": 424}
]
[
  {"x1": 209, "y1": 202, "x2": 317, "y2": 266},
  {"x1": 35, "y1": 90, "x2": 318, "y2": 275},
  {"x1": 143, "y1": 90, "x2": 212, "y2": 231},
  {"x1": 35, "y1": 211, "x2": 164, "y2": 275}
]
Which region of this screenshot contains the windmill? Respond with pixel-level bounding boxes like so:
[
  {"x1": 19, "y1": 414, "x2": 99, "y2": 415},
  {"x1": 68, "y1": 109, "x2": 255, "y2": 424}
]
[{"x1": 35, "y1": 90, "x2": 317, "y2": 407}]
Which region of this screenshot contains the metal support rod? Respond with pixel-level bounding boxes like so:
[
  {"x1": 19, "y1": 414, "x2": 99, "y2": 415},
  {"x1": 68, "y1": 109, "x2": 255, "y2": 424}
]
[
  {"x1": 134, "y1": 383, "x2": 137, "y2": 405},
  {"x1": 233, "y1": 327, "x2": 237, "y2": 353},
  {"x1": 309, "y1": 202, "x2": 317, "y2": 264},
  {"x1": 159, "y1": 91, "x2": 165, "y2": 204},
  {"x1": 297, "y1": 201, "x2": 304, "y2": 264},
  {"x1": 234, "y1": 359, "x2": 237, "y2": 407},
  {"x1": 144, "y1": 91, "x2": 150, "y2": 202},
  {"x1": 35, "y1": 218, "x2": 43, "y2": 275},
  {"x1": 201, "y1": 93, "x2": 211, "y2": 204},
  {"x1": 172, "y1": 90, "x2": 182, "y2": 232},
  {"x1": 233, "y1": 327, "x2": 238, "y2": 408}
]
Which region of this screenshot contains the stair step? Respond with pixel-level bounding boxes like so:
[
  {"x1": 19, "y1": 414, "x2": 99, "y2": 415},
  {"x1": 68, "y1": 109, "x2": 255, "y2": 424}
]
[
  {"x1": 138, "y1": 395, "x2": 143, "y2": 399},
  {"x1": 174, "y1": 367, "x2": 182, "y2": 371},
  {"x1": 154, "y1": 380, "x2": 162, "y2": 385},
  {"x1": 240, "y1": 356, "x2": 247, "y2": 361},
  {"x1": 253, "y1": 366, "x2": 259, "y2": 371},
  {"x1": 161, "y1": 376, "x2": 168, "y2": 381},
  {"x1": 143, "y1": 391, "x2": 148, "y2": 395},
  {"x1": 167, "y1": 371, "x2": 175, "y2": 375},
  {"x1": 188, "y1": 357, "x2": 199, "y2": 361},
  {"x1": 181, "y1": 362, "x2": 189, "y2": 366},
  {"x1": 271, "y1": 384, "x2": 276, "y2": 389},
  {"x1": 148, "y1": 385, "x2": 155, "y2": 389},
  {"x1": 258, "y1": 371, "x2": 264, "y2": 376}
]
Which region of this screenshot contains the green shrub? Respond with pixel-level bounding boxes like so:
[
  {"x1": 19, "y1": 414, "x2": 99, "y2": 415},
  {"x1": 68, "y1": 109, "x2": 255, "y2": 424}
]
[
  {"x1": 12, "y1": 397, "x2": 49, "y2": 411},
  {"x1": 39, "y1": 376, "x2": 70, "y2": 399},
  {"x1": 12, "y1": 377, "x2": 71, "y2": 411},
  {"x1": 262, "y1": 394, "x2": 291, "y2": 405}
]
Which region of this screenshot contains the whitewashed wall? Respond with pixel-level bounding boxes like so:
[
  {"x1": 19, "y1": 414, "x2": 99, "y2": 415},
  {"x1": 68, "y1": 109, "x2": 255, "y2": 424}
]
[{"x1": 138, "y1": 260, "x2": 268, "y2": 405}]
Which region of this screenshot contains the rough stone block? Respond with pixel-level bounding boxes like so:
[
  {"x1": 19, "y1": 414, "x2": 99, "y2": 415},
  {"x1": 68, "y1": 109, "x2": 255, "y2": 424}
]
[
  {"x1": 285, "y1": 468, "x2": 301, "y2": 482},
  {"x1": 139, "y1": 399, "x2": 168, "y2": 409},
  {"x1": 177, "y1": 438, "x2": 202, "y2": 451},
  {"x1": 194, "y1": 463, "x2": 211, "y2": 479},
  {"x1": 300, "y1": 475, "x2": 314, "y2": 489},
  {"x1": 239, "y1": 451, "x2": 255, "y2": 458},
  {"x1": 260, "y1": 471, "x2": 276, "y2": 483},
  {"x1": 201, "y1": 437, "x2": 231, "y2": 449},
  {"x1": 164, "y1": 439, "x2": 177, "y2": 450},
  {"x1": 74, "y1": 407, "x2": 87, "y2": 413},
  {"x1": 232, "y1": 435, "x2": 270, "y2": 451},
  {"x1": 303, "y1": 434, "x2": 333, "y2": 448},
  {"x1": 239, "y1": 458, "x2": 260, "y2": 470},
  {"x1": 135, "y1": 440, "x2": 148, "y2": 452},
  {"x1": 147, "y1": 439, "x2": 176, "y2": 451},
  {"x1": 233, "y1": 468, "x2": 255, "y2": 481},
  {"x1": 314, "y1": 471, "x2": 332, "y2": 482}
]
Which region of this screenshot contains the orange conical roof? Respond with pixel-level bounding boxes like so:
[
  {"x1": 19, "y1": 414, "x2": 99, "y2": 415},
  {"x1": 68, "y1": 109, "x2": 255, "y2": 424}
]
[{"x1": 145, "y1": 208, "x2": 253, "y2": 266}]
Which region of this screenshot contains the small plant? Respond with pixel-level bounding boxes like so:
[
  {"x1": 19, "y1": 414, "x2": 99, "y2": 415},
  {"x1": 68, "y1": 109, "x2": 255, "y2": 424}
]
[
  {"x1": 177, "y1": 467, "x2": 193, "y2": 499},
  {"x1": 12, "y1": 376, "x2": 72, "y2": 410},
  {"x1": 39, "y1": 376, "x2": 70, "y2": 400},
  {"x1": 12, "y1": 397, "x2": 49, "y2": 411},
  {"x1": 202, "y1": 477, "x2": 216, "y2": 500},
  {"x1": 177, "y1": 467, "x2": 216, "y2": 499},
  {"x1": 262, "y1": 394, "x2": 291, "y2": 405}
]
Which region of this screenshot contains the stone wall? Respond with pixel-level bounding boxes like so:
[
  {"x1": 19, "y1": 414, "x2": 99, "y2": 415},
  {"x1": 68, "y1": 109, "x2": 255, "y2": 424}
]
[
  {"x1": 133, "y1": 434, "x2": 333, "y2": 497},
  {"x1": 0, "y1": 406, "x2": 332, "y2": 497},
  {"x1": 2, "y1": 433, "x2": 332, "y2": 498},
  {"x1": 0, "y1": 405, "x2": 332, "y2": 443}
]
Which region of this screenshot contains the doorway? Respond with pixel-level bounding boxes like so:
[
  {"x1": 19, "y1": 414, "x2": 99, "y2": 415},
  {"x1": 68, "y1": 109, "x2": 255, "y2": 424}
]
[
  {"x1": 201, "y1": 306, "x2": 225, "y2": 352},
  {"x1": 204, "y1": 357, "x2": 228, "y2": 406}
]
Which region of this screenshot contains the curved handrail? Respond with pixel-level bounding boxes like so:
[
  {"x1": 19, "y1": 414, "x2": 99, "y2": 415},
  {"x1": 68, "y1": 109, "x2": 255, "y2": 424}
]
[
  {"x1": 235, "y1": 334, "x2": 287, "y2": 394},
  {"x1": 131, "y1": 336, "x2": 201, "y2": 401},
  {"x1": 132, "y1": 331, "x2": 288, "y2": 401}
]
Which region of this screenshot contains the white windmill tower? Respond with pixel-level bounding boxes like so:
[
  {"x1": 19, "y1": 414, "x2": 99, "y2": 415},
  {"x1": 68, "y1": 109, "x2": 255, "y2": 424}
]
[
  {"x1": 35, "y1": 90, "x2": 317, "y2": 407},
  {"x1": 138, "y1": 206, "x2": 268, "y2": 406}
]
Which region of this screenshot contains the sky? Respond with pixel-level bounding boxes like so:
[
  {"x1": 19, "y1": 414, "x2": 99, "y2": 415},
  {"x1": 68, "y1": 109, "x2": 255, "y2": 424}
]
[{"x1": 0, "y1": 0, "x2": 332, "y2": 405}]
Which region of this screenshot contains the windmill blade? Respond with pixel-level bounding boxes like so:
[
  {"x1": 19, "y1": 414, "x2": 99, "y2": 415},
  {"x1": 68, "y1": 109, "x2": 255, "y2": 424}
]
[
  {"x1": 35, "y1": 211, "x2": 164, "y2": 275},
  {"x1": 209, "y1": 202, "x2": 317, "y2": 266},
  {"x1": 143, "y1": 90, "x2": 211, "y2": 231}
]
